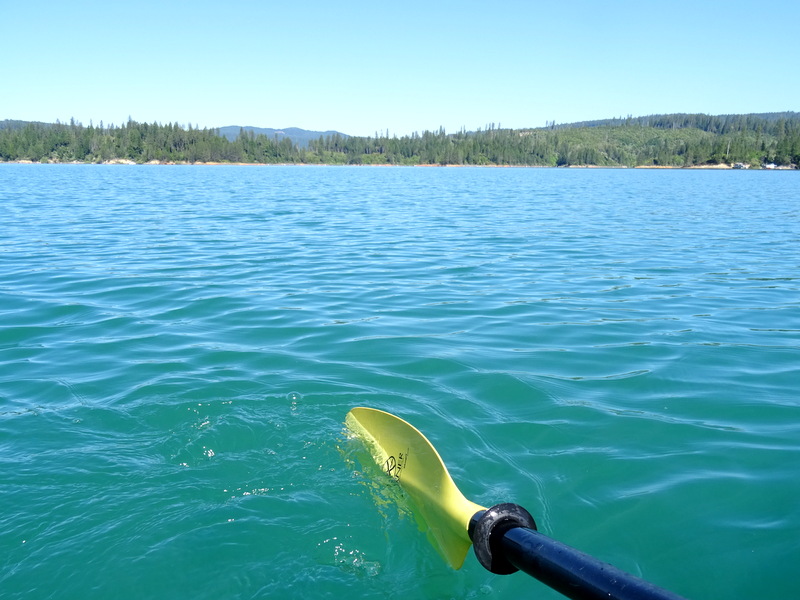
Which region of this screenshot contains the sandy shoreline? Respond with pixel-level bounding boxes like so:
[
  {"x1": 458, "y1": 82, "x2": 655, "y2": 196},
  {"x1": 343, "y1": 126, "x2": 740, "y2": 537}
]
[{"x1": 2, "y1": 159, "x2": 795, "y2": 169}]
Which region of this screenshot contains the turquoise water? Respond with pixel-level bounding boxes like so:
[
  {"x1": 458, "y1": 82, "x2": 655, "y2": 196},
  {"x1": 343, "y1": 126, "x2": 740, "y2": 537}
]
[{"x1": 1, "y1": 164, "x2": 798, "y2": 599}]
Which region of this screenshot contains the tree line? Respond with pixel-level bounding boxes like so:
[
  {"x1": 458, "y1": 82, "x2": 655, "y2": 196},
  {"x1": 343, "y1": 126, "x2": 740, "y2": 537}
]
[
  {"x1": 1, "y1": 113, "x2": 798, "y2": 167},
  {"x1": 0, "y1": 119, "x2": 300, "y2": 165}
]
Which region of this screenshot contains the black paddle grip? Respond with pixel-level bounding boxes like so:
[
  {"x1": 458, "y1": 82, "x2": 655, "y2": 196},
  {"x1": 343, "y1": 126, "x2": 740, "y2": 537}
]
[{"x1": 469, "y1": 503, "x2": 688, "y2": 600}]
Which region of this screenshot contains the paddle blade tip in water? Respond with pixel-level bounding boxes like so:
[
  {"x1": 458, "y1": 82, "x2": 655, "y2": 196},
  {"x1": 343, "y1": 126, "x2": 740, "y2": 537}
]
[{"x1": 345, "y1": 407, "x2": 485, "y2": 570}]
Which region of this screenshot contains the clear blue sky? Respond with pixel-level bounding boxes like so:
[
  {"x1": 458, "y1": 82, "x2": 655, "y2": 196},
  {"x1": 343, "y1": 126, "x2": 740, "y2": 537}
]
[{"x1": 2, "y1": 0, "x2": 797, "y2": 137}]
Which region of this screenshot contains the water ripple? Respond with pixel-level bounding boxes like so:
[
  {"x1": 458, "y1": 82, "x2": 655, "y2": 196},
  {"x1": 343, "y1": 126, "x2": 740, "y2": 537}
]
[{"x1": 1, "y1": 165, "x2": 798, "y2": 600}]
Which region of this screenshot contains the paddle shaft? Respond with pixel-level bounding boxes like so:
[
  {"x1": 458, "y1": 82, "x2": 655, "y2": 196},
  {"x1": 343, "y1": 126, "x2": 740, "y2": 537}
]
[{"x1": 499, "y1": 526, "x2": 686, "y2": 600}]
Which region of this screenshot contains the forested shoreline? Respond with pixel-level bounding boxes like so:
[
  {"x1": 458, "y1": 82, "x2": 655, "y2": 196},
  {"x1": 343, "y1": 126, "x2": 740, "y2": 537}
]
[{"x1": 1, "y1": 113, "x2": 798, "y2": 168}]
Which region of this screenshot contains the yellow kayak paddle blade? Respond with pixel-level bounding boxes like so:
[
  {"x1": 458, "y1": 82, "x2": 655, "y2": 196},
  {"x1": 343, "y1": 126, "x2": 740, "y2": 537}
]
[{"x1": 345, "y1": 407, "x2": 485, "y2": 569}]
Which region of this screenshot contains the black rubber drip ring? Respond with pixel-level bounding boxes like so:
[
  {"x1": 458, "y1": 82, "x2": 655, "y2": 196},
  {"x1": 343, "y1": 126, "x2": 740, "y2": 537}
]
[{"x1": 472, "y1": 503, "x2": 537, "y2": 574}]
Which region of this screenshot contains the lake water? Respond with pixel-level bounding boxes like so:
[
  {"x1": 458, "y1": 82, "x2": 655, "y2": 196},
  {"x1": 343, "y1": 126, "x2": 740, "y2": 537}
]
[{"x1": 1, "y1": 164, "x2": 798, "y2": 599}]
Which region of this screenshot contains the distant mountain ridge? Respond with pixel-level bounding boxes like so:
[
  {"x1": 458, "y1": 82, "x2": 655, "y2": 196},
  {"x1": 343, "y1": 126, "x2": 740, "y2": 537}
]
[{"x1": 217, "y1": 126, "x2": 348, "y2": 148}]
